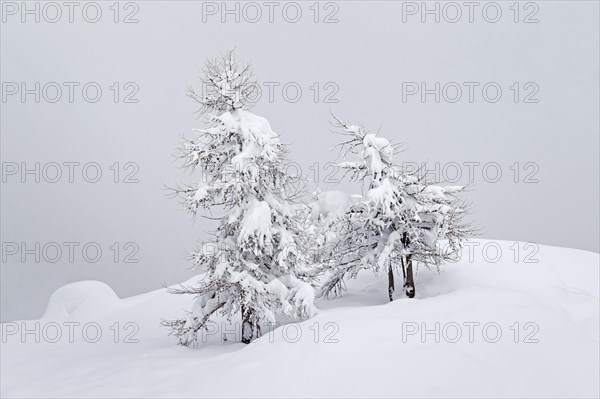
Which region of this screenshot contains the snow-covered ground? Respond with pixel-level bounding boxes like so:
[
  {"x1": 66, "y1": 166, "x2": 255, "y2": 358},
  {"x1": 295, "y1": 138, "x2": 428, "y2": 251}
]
[{"x1": 1, "y1": 239, "x2": 598, "y2": 398}]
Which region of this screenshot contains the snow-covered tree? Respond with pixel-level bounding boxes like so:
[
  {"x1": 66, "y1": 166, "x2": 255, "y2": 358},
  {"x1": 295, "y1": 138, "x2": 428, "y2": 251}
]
[
  {"x1": 163, "y1": 50, "x2": 316, "y2": 345},
  {"x1": 320, "y1": 116, "x2": 472, "y2": 301}
]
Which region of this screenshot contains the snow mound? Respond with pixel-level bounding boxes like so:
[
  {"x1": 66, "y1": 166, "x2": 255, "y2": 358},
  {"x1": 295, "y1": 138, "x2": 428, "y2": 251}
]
[{"x1": 42, "y1": 280, "x2": 120, "y2": 320}]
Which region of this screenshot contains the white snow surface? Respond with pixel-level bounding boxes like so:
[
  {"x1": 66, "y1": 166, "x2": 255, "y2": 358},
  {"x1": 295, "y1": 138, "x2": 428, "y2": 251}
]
[{"x1": 1, "y1": 239, "x2": 598, "y2": 398}]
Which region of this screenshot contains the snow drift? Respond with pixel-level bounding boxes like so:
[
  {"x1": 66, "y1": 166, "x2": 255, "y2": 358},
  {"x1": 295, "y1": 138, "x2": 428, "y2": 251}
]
[{"x1": 1, "y1": 239, "x2": 598, "y2": 398}]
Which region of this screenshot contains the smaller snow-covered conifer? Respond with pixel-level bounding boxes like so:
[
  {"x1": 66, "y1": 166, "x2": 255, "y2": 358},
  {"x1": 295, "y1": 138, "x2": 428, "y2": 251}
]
[{"x1": 320, "y1": 116, "x2": 472, "y2": 301}]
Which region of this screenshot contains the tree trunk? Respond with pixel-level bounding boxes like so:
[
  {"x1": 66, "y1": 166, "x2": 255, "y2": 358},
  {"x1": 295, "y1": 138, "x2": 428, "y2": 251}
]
[
  {"x1": 403, "y1": 254, "x2": 415, "y2": 298},
  {"x1": 401, "y1": 256, "x2": 406, "y2": 280},
  {"x1": 388, "y1": 264, "x2": 395, "y2": 302},
  {"x1": 241, "y1": 304, "x2": 254, "y2": 344}
]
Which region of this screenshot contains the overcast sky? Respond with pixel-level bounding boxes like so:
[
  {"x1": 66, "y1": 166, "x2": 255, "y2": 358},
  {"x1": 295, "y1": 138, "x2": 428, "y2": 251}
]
[{"x1": 1, "y1": 1, "x2": 599, "y2": 321}]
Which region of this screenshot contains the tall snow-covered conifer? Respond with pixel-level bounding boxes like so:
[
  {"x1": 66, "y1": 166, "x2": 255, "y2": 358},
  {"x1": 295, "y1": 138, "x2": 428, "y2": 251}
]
[
  {"x1": 164, "y1": 50, "x2": 315, "y2": 345},
  {"x1": 320, "y1": 116, "x2": 471, "y2": 301}
]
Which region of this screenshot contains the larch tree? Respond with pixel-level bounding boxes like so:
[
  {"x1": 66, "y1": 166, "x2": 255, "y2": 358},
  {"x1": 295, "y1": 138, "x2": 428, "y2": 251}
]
[
  {"x1": 320, "y1": 116, "x2": 472, "y2": 301},
  {"x1": 163, "y1": 50, "x2": 316, "y2": 345}
]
